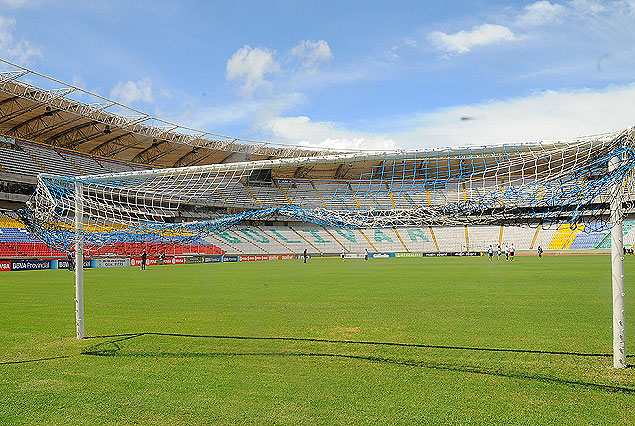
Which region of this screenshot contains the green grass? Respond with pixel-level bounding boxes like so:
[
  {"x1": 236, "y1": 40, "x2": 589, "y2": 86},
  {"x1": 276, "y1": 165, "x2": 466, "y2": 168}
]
[{"x1": 1, "y1": 255, "x2": 634, "y2": 425}]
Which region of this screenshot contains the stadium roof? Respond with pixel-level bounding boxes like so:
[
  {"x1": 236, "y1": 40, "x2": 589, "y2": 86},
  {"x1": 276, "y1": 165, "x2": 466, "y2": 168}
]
[{"x1": 0, "y1": 58, "x2": 348, "y2": 169}]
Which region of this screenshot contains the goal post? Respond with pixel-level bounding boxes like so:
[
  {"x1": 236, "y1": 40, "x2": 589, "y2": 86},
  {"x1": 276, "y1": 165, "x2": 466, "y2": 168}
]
[
  {"x1": 75, "y1": 181, "x2": 84, "y2": 340},
  {"x1": 610, "y1": 155, "x2": 626, "y2": 368}
]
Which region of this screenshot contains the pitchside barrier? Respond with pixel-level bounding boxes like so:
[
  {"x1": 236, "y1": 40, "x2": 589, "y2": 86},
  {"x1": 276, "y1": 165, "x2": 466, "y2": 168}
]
[
  {"x1": 2, "y1": 248, "x2": 622, "y2": 273},
  {"x1": 0, "y1": 253, "x2": 296, "y2": 271},
  {"x1": 0, "y1": 251, "x2": 490, "y2": 272},
  {"x1": 0, "y1": 257, "x2": 130, "y2": 272}
]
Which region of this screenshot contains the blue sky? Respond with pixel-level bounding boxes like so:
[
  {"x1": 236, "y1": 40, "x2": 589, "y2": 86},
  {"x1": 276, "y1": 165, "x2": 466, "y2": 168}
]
[{"x1": 1, "y1": 0, "x2": 635, "y2": 150}]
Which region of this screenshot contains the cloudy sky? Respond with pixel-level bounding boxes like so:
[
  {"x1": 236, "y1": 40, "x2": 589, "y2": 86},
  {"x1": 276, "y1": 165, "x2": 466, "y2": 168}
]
[{"x1": 1, "y1": 0, "x2": 634, "y2": 150}]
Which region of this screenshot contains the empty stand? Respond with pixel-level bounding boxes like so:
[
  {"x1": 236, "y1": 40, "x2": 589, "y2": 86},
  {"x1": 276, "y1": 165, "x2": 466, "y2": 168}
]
[
  {"x1": 467, "y1": 226, "x2": 501, "y2": 252},
  {"x1": 0, "y1": 146, "x2": 45, "y2": 176},
  {"x1": 431, "y1": 226, "x2": 466, "y2": 252},
  {"x1": 56, "y1": 150, "x2": 107, "y2": 175},
  {"x1": 19, "y1": 142, "x2": 80, "y2": 176},
  {"x1": 0, "y1": 138, "x2": 155, "y2": 180},
  {"x1": 500, "y1": 226, "x2": 536, "y2": 251}
]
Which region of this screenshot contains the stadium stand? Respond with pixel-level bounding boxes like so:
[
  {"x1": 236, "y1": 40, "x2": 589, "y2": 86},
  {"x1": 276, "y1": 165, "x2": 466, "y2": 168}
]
[
  {"x1": 3, "y1": 203, "x2": 633, "y2": 259},
  {"x1": 467, "y1": 226, "x2": 502, "y2": 252},
  {"x1": 0, "y1": 212, "x2": 224, "y2": 258},
  {"x1": 0, "y1": 144, "x2": 45, "y2": 176},
  {"x1": 501, "y1": 226, "x2": 537, "y2": 251},
  {"x1": 432, "y1": 226, "x2": 467, "y2": 252},
  {"x1": 532, "y1": 226, "x2": 559, "y2": 251},
  {"x1": 20, "y1": 142, "x2": 81, "y2": 176},
  {"x1": 569, "y1": 231, "x2": 605, "y2": 250},
  {"x1": 0, "y1": 138, "x2": 153, "y2": 179}
]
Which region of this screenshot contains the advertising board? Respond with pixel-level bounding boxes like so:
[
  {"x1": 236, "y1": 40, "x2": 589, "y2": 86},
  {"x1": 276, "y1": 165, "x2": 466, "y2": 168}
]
[
  {"x1": 423, "y1": 252, "x2": 480, "y2": 257},
  {"x1": 370, "y1": 253, "x2": 395, "y2": 259},
  {"x1": 93, "y1": 258, "x2": 130, "y2": 268},
  {"x1": 130, "y1": 257, "x2": 158, "y2": 267},
  {"x1": 203, "y1": 255, "x2": 223, "y2": 263},
  {"x1": 395, "y1": 252, "x2": 423, "y2": 258},
  {"x1": 11, "y1": 259, "x2": 52, "y2": 271}
]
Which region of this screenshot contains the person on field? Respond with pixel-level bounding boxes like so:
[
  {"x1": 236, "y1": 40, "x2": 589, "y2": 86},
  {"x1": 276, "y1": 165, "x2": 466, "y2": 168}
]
[
  {"x1": 537, "y1": 245, "x2": 543, "y2": 258},
  {"x1": 505, "y1": 245, "x2": 509, "y2": 261},
  {"x1": 364, "y1": 248, "x2": 369, "y2": 261},
  {"x1": 487, "y1": 245, "x2": 493, "y2": 261},
  {"x1": 67, "y1": 251, "x2": 74, "y2": 271},
  {"x1": 341, "y1": 248, "x2": 346, "y2": 262},
  {"x1": 141, "y1": 249, "x2": 147, "y2": 270},
  {"x1": 497, "y1": 245, "x2": 502, "y2": 261},
  {"x1": 510, "y1": 243, "x2": 515, "y2": 261},
  {"x1": 303, "y1": 248, "x2": 308, "y2": 263}
]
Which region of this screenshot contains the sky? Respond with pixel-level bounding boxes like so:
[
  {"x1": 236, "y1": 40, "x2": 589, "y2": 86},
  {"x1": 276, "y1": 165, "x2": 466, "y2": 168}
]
[{"x1": 1, "y1": 0, "x2": 635, "y2": 151}]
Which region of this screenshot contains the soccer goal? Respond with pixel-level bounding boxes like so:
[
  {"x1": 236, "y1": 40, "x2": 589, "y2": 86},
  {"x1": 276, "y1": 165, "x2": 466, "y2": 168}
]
[{"x1": 22, "y1": 127, "x2": 634, "y2": 368}]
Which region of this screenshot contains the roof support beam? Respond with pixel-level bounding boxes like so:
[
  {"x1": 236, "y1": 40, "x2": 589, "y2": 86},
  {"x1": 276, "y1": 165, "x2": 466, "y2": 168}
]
[
  {"x1": 21, "y1": 114, "x2": 85, "y2": 141},
  {"x1": 172, "y1": 149, "x2": 210, "y2": 168},
  {"x1": 7, "y1": 110, "x2": 60, "y2": 137},
  {"x1": 90, "y1": 132, "x2": 138, "y2": 157},
  {"x1": 131, "y1": 140, "x2": 170, "y2": 164},
  {"x1": 46, "y1": 121, "x2": 96, "y2": 145},
  {"x1": 0, "y1": 95, "x2": 21, "y2": 107}
]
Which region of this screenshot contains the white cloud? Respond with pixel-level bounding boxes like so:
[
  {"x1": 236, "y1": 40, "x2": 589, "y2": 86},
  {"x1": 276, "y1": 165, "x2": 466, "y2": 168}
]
[
  {"x1": 569, "y1": 0, "x2": 608, "y2": 15},
  {"x1": 170, "y1": 91, "x2": 306, "y2": 131},
  {"x1": 109, "y1": 78, "x2": 154, "y2": 105},
  {"x1": 0, "y1": 15, "x2": 41, "y2": 64},
  {"x1": 516, "y1": 1, "x2": 567, "y2": 27},
  {"x1": 388, "y1": 45, "x2": 400, "y2": 62},
  {"x1": 289, "y1": 39, "x2": 333, "y2": 71},
  {"x1": 428, "y1": 24, "x2": 517, "y2": 54},
  {"x1": 71, "y1": 75, "x2": 86, "y2": 89},
  {"x1": 404, "y1": 38, "x2": 419, "y2": 48},
  {"x1": 392, "y1": 84, "x2": 635, "y2": 148},
  {"x1": 257, "y1": 84, "x2": 635, "y2": 151},
  {"x1": 264, "y1": 116, "x2": 398, "y2": 151},
  {"x1": 0, "y1": 0, "x2": 31, "y2": 7},
  {"x1": 226, "y1": 45, "x2": 280, "y2": 98}
]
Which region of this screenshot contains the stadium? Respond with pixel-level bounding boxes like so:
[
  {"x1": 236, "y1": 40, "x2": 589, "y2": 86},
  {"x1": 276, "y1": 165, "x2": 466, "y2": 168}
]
[{"x1": 1, "y1": 44, "x2": 634, "y2": 426}]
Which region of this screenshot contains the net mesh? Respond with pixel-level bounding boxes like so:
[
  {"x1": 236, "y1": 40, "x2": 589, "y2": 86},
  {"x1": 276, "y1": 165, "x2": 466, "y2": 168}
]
[{"x1": 20, "y1": 128, "x2": 635, "y2": 252}]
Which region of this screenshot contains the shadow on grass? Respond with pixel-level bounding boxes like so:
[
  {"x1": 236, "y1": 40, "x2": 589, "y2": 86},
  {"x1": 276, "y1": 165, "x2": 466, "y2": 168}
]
[
  {"x1": 85, "y1": 331, "x2": 617, "y2": 358},
  {"x1": 81, "y1": 332, "x2": 635, "y2": 395},
  {"x1": 0, "y1": 355, "x2": 71, "y2": 365}
]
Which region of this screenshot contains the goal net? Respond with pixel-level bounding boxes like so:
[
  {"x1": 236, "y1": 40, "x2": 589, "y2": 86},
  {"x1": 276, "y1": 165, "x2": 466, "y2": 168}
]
[{"x1": 19, "y1": 127, "x2": 635, "y2": 252}]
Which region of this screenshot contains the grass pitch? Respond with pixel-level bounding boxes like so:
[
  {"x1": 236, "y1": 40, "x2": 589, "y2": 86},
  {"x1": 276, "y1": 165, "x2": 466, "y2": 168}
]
[{"x1": 1, "y1": 255, "x2": 634, "y2": 425}]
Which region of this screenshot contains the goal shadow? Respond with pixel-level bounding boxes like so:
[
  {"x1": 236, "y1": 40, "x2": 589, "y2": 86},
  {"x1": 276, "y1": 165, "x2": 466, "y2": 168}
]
[{"x1": 80, "y1": 332, "x2": 635, "y2": 394}]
